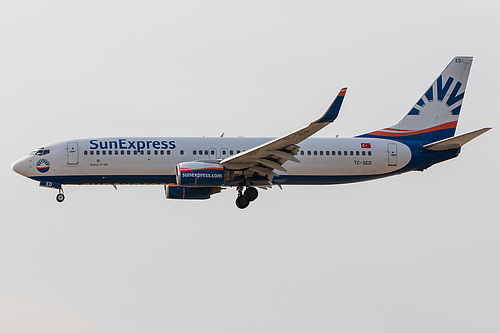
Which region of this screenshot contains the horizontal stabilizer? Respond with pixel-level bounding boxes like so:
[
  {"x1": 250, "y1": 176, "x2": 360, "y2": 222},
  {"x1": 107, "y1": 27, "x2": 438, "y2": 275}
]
[{"x1": 423, "y1": 127, "x2": 491, "y2": 151}]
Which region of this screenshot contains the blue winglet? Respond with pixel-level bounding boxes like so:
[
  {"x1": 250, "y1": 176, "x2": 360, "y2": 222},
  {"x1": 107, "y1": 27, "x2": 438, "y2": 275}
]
[{"x1": 315, "y1": 87, "x2": 347, "y2": 123}]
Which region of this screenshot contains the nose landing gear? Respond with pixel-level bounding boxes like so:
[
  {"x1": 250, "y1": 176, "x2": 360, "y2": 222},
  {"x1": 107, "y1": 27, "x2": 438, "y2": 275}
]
[
  {"x1": 55, "y1": 187, "x2": 65, "y2": 203},
  {"x1": 56, "y1": 193, "x2": 65, "y2": 202},
  {"x1": 235, "y1": 186, "x2": 259, "y2": 209},
  {"x1": 39, "y1": 181, "x2": 65, "y2": 203}
]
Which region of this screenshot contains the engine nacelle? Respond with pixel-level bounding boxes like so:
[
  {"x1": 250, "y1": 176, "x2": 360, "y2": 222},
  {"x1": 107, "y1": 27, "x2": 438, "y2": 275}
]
[
  {"x1": 176, "y1": 161, "x2": 225, "y2": 187},
  {"x1": 164, "y1": 185, "x2": 221, "y2": 200}
]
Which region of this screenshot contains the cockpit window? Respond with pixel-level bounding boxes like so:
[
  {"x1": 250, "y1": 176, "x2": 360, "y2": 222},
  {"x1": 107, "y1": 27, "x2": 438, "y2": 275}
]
[{"x1": 29, "y1": 149, "x2": 50, "y2": 156}]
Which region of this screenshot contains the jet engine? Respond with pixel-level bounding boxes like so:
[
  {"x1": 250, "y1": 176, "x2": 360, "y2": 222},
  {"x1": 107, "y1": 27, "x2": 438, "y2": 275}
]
[{"x1": 176, "y1": 161, "x2": 226, "y2": 187}]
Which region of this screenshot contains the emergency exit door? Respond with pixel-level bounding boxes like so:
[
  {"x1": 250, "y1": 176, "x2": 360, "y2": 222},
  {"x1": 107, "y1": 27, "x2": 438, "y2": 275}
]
[
  {"x1": 67, "y1": 142, "x2": 79, "y2": 165},
  {"x1": 208, "y1": 148, "x2": 217, "y2": 160},
  {"x1": 220, "y1": 148, "x2": 229, "y2": 159}
]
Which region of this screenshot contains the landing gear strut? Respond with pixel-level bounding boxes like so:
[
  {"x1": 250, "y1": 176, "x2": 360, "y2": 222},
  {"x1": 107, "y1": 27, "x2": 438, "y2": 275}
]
[
  {"x1": 235, "y1": 186, "x2": 258, "y2": 209},
  {"x1": 56, "y1": 189, "x2": 65, "y2": 203}
]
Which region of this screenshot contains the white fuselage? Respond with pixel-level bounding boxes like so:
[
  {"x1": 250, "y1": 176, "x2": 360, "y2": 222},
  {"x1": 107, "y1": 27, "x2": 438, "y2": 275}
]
[{"x1": 12, "y1": 137, "x2": 412, "y2": 185}]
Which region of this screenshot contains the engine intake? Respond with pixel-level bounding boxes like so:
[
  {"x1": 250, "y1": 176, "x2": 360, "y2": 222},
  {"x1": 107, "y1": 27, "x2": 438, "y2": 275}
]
[{"x1": 176, "y1": 161, "x2": 225, "y2": 187}]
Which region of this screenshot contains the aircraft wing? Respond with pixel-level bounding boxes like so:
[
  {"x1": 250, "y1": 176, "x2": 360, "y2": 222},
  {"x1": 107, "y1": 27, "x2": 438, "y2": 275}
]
[{"x1": 220, "y1": 88, "x2": 347, "y2": 179}]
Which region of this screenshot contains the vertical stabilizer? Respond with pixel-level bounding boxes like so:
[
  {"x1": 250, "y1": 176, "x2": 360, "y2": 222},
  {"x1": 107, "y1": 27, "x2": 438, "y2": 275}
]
[{"x1": 359, "y1": 57, "x2": 473, "y2": 143}]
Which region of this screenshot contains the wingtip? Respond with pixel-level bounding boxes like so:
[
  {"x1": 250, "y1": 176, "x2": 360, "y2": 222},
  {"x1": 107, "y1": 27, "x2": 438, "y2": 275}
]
[{"x1": 314, "y1": 87, "x2": 348, "y2": 124}]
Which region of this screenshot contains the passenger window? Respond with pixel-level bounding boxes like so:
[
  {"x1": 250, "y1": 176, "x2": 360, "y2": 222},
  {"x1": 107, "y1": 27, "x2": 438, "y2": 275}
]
[
  {"x1": 147, "y1": 150, "x2": 151, "y2": 155},
  {"x1": 314, "y1": 151, "x2": 318, "y2": 155},
  {"x1": 180, "y1": 150, "x2": 184, "y2": 155},
  {"x1": 127, "y1": 150, "x2": 131, "y2": 155},
  {"x1": 193, "y1": 150, "x2": 197, "y2": 155},
  {"x1": 121, "y1": 151, "x2": 125, "y2": 155},
  {"x1": 140, "y1": 151, "x2": 144, "y2": 155},
  {"x1": 160, "y1": 150, "x2": 164, "y2": 155},
  {"x1": 90, "y1": 151, "x2": 94, "y2": 155},
  {"x1": 320, "y1": 151, "x2": 323, "y2": 156},
  {"x1": 344, "y1": 151, "x2": 347, "y2": 156},
  {"x1": 307, "y1": 151, "x2": 311, "y2": 155},
  {"x1": 362, "y1": 151, "x2": 366, "y2": 156},
  {"x1": 199, "y1": 150, "x2": 203, "y2": 155},
  {"x1": 300, "y1": 151, "x2": 304, "y2": 155},
  {"x1": 102, "y1": 151, "x2": 106, "y2": 155},
  {"x1": 237, "y1": 150, "x2": 241, "y2": 154},
  {"x1": 204, "y1": 150, "x2": 209, "y2": 155},
  {"x1": 326, "y1": 151, "x2": 329, "y2": 156},
  {"x1": 96, "y1": 151, "x2": 100, "y2": 155},
  {"x1": 154, "y1": 150, "x2": 158, "y2": 155},
  {"x1": 332, "y1": 151, "x2": 336, "y2": 156},
  {"x1": 350, "y1": 151, "x2": 353, "y2": 156},
  {"x1": 368, "y1": 151, "x2": 372, "y2": 156},
  {"x1": 356, "y1": 151, "x2": 359, "y2": 156},
  {"x1": 134, "y1": 151, "x2": 138, "y2": 155},
  {"x1": 167, "y1": 150, "x2": 171, "y2": 155},
  {"x1": 115, "y1": 150, "x2": 118, "y2": 155},
  {"x1": 84, "y1": 151, "x2": 88, "y2": 155},
  {"x1": 109, "y1": 150, "x2": 112, "y2": 155},
  {"x1": 229, "y1": 150, "x2": 234, "y2": 155}
]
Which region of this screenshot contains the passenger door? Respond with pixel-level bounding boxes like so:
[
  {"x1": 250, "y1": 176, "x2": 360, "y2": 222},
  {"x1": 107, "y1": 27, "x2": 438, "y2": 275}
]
[{"x1": 67, "y1": 142, "x2": 79, "y2": 165}]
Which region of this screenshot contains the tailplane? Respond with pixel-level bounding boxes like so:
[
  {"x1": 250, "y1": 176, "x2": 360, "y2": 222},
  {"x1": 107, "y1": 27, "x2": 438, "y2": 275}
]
[
  {"x1": 359, "y1": 56, "x2": 473, "y2": 144},
  {"x1": 423, "y1": 127, "x2": 491, "y2": 151}
]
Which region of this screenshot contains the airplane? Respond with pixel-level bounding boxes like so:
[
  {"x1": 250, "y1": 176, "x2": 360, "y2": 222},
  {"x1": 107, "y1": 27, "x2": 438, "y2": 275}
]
[{"x1": 11, "y1": 56, "x2": 491, "y2": 209}]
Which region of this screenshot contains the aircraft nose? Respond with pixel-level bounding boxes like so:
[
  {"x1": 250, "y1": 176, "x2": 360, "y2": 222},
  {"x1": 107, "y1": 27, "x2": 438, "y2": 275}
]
[{"x1": 11, "y1": 158, "x2": 25, "y2": 175}]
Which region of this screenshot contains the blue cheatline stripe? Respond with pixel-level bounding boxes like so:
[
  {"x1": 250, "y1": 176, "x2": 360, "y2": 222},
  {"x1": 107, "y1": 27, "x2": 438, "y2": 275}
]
[
  {"x1": 30, "y1": 175, "x2": 178, "y2": 185},
  {"x1": 33, "y1": 174, "x2": 397, "y2": 186}
]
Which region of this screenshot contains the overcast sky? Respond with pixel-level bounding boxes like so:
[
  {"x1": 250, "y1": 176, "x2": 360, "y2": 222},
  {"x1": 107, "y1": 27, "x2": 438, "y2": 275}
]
[{"x1": 1, "y1": 1, "x2": 499, "y2": 332}]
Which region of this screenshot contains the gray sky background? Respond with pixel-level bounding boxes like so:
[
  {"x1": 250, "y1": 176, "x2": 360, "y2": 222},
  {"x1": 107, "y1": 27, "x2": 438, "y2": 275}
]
[{"x1": 1, "y1": 1, "x2": 500, "y2": 332}]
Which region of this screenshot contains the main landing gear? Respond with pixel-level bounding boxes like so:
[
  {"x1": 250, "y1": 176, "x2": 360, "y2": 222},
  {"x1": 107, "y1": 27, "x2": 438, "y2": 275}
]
[{"x1": 235, "y1": 186, "x2": 259, "y2": 209}]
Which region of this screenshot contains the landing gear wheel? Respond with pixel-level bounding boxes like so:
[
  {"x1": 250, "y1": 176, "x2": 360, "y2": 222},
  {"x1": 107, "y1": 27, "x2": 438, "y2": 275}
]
[
  {"x1": 56, "y1": 193, "x2": 65, "y2": 203},
  {"x1": 244, "y1": 187, "x2": 258, "y2": 202},
  {"x1": 236, "y1": 195, "x2": 250, "y2": 209}
]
